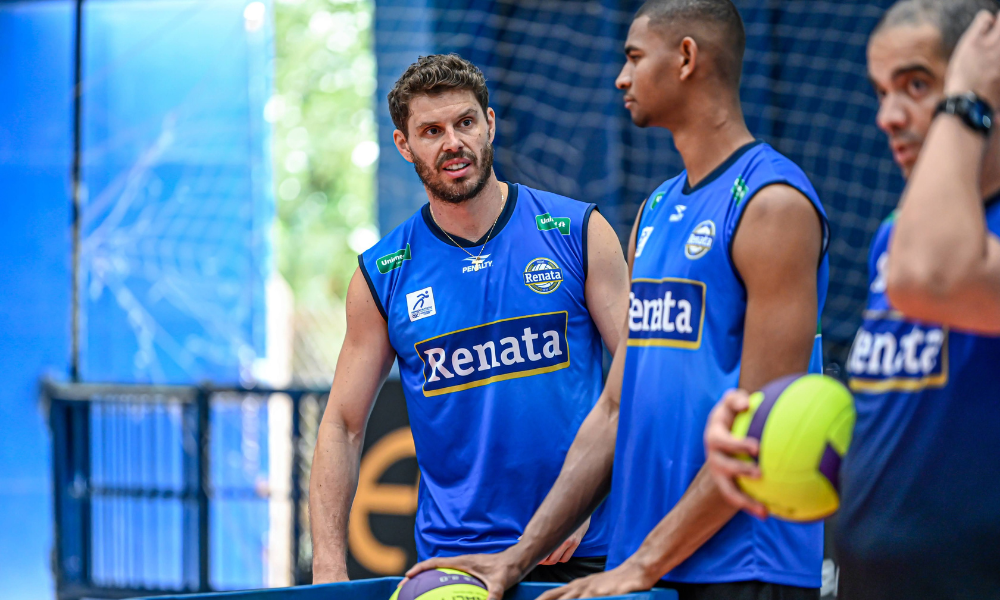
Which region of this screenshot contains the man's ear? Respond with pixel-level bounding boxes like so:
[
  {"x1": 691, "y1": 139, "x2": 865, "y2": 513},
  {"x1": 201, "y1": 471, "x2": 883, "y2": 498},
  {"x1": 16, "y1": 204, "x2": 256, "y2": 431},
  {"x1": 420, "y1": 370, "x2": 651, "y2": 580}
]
[
  {"x1": 679, "y1": 36, "x2": 699, "y2": 81},
  {"x1": 393, "y1": 128, "x2": 414, "y2": 164},
  {"x1": 487, "y1": 107, "x2": 496, "y2": 143}
]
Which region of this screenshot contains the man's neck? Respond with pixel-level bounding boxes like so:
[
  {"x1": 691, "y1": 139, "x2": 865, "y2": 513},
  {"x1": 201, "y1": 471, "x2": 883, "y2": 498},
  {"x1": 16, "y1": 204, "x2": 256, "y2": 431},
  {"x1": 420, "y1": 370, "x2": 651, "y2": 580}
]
[
  {"x1": 427, "y1": 175, "x2": 507, "y2": 242},
  {"x1": 669, "y1": 97, "x2": 755, "y2": 189}
]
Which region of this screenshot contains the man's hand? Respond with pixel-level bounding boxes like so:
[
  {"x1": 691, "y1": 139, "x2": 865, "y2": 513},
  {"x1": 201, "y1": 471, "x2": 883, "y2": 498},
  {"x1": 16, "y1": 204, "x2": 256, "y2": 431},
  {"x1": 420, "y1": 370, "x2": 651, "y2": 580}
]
[
  {"x1": 945, "y1": 10, "x2": 1000, "y2": 107},
  {"x1": 535, "y1": 560, "x2": 656, "y2": 600},
  {"x1": 405, "y1": 550, "x2": 527, "y2": 600},
  {"x1": 704, "y1": 389, "x2": 768, "y2": 520},
  {"x1": 538, "y1": 517, "x2": 591, "y2": 565}
]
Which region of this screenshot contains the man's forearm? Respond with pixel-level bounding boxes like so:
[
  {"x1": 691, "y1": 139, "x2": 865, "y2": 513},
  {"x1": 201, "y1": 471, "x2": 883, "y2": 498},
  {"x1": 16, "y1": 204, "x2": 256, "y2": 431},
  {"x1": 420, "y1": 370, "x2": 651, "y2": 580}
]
[
  {"x1": 626, "y1": 466, "x2": 738, "y2": 581},
  {"x1": 309, "y1": 419, "x2": 364, "y2": 581},
  {"x1": 892, "y1": 116, "x2": 988, "y2": 290},
  {"x1": 510, "y1": 397, "x2": 618, "y2": 572}
]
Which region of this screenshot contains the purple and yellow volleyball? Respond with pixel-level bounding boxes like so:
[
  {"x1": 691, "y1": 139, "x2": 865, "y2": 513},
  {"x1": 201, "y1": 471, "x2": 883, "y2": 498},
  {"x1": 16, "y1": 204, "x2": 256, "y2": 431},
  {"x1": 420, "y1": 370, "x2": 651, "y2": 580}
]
[
  {"x1": 730, "y1": 373, "x2": 855, "y2": 522},
  {"x1": 388, "y1": 569, "x2": 488, "y2": 600}
]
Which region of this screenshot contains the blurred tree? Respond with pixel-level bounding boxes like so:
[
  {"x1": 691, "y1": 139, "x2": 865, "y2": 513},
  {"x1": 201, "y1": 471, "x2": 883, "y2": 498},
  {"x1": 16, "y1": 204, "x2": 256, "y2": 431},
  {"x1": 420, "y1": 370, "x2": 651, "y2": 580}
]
[{"x1": 271, "y1": 0, "x2": 378, "y2": 308}]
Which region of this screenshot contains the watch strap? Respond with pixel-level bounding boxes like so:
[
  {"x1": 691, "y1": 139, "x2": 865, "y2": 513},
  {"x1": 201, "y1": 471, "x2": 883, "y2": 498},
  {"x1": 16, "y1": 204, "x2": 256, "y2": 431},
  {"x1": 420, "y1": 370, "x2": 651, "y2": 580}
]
[{"x1": 935, "y1": 92, "x2": 994, "y2": 135}]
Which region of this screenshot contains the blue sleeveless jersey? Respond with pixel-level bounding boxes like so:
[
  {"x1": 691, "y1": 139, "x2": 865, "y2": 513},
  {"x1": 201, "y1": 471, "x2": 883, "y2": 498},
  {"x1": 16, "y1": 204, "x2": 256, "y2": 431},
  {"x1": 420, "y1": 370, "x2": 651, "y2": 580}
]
[
  {"x1": 359, "y1": 183, "x2": 611, "y2": 559},
  {"x1": 606, "y1": 141, "x2": 829, "y2": 586},
  {"x1": 837, "y1": 194, "x2": 1000, "y2": 598}
]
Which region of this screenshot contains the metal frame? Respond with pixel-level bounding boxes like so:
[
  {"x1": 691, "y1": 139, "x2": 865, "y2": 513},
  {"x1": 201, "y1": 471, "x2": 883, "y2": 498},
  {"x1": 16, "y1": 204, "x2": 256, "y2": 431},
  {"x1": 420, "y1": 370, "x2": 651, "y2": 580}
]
[{"x1": 46, "y1": 381, "x2": 329, "y2": 600}]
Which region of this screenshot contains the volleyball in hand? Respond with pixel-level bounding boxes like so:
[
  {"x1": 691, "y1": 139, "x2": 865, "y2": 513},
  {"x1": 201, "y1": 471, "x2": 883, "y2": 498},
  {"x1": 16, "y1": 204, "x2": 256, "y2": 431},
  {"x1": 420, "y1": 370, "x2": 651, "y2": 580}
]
[{"x1": 730, "y1": 373, "x2": 855, "y2": 522}]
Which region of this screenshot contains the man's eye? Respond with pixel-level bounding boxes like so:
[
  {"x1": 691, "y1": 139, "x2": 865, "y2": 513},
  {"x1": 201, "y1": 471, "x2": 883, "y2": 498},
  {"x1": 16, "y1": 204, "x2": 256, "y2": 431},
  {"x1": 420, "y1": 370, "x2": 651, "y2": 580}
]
[
  {"x1": 426, "y1": 127, "x2": 439, "y2": 135},
  {"x1": 908, "y1": 78, "x2": 928, "y2": 96},
  {"x1": 462, "y1": 119, "x2": 473, "y2": 127}
]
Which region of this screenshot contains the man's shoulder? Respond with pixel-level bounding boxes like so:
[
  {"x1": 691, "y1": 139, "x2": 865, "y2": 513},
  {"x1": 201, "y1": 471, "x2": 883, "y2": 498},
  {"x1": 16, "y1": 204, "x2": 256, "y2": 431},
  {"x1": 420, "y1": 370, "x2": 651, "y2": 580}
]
[{"x1": 741, "y1": 143, "x2": 818, "y2": 198}]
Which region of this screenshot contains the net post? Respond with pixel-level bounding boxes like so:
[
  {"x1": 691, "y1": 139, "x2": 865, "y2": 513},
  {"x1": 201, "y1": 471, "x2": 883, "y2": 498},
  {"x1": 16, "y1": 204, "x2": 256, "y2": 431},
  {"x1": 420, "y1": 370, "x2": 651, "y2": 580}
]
[
  {"x1": 290, "y1": 392, "x2": 304, "y2": 584},
  {"x1": 196, "y1": 386, "x2": 211, "y2": 592}
]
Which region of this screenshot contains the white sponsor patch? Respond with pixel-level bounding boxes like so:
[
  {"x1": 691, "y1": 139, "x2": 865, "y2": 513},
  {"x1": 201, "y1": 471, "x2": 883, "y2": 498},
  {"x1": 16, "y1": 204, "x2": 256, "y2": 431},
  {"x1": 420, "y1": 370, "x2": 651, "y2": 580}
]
[
  {"x1": 406, "y1": 287, "x2": 436, "y2": 322},
  {"x1": 635, "y1": 226, "x2": 654, "y2": 258}
]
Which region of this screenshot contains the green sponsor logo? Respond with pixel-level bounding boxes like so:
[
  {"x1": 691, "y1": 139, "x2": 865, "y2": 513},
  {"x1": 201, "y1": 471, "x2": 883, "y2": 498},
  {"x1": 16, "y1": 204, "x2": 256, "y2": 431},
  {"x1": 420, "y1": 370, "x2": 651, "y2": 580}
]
[
  {"x1": 649, "y1": 192, "x2": 665, "y2": 211},
  {"x1": 376, "y1": 244, "x2": 411, "y2": 274},
  {"x1": 536, "y1": 213, "x2": 571, "y2": 235},
  {"x1": 731, "y1": 176, "x2": 749, "y2": 205}
]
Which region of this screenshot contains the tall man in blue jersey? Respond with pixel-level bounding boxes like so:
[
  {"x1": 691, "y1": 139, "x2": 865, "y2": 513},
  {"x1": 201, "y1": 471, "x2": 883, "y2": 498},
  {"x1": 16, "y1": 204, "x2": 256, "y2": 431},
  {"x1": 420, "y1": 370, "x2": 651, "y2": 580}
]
[
  {"x1": 706, "y1": 1, "x2": 1000, "y2": 598},
  {"x1": 409, "y1": 2, "x2": 829, "y2": 599},
  {"x1": 308, "y1": 54, "x2": 631, "y2": 583}
]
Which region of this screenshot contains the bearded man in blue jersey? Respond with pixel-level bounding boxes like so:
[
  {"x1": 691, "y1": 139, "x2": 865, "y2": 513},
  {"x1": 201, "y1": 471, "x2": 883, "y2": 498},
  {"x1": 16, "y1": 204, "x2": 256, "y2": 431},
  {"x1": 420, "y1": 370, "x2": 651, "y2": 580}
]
[
  {"x1": 309, "y1": 54, "x2": 631, "y2": 584},
  {"x1": 706, "y1": 1, "x2": 1000, "y2": 598},
  {"x1": 409, "y1": 2, "x2": 830, "y2": 599}
]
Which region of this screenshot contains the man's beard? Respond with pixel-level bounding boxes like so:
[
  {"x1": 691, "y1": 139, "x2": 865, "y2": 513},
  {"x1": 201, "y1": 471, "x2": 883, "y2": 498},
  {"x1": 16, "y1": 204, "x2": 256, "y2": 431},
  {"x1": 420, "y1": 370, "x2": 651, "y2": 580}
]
[{"x1": 412, "y1": 140, "x2": 494, "y2": 204}]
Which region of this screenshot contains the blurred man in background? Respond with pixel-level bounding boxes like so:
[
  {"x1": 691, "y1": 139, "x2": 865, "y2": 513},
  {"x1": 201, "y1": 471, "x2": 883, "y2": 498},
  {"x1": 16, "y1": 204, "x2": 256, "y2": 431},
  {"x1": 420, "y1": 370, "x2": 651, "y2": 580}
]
[
  {"x1": 704, "y1": 1, "x2": 1000, "y2": 598},
  {"x1": 309, "y1": 54, "x2": 630, "y2": 583},
  {"x1": 409, "y1": 2, "x2": 830, "y2": 598}
]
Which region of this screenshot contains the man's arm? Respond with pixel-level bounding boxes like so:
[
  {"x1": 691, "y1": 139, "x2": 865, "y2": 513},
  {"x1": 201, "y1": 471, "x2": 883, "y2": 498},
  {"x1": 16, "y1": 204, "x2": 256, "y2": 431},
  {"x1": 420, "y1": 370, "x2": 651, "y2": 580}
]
[
  {"x1": 539, "y1": 209, "x2": 631, "y2": 565},
  {"x1": 309, "y1": 267, "x2": 396, "y2": 583},
  {"x1": 406, "y1": 203, "x2": 644, "y2": 600},
  {"x1": 539, "y1": 184, "x2": 823, "y2": 600},
  {"x1": 584, "y1": 210, "x2": 631, "y2": 351},
  {"x1": 887, "y1": 11, "x2": 1000, "y2": 334}
]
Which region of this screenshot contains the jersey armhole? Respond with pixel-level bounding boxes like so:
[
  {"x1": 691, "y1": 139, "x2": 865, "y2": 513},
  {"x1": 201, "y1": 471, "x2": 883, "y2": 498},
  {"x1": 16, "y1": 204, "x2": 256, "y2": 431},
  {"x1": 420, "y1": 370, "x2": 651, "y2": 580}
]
[
  {"x1": 358, "y1": 254, "x2": 389, "y2": 322},
  {"x1": 726, "y1": 181, "x2": 831, "y2": 288},
  {"x1": 582, "y1": 203, "x2": 598, "y2": 279}
]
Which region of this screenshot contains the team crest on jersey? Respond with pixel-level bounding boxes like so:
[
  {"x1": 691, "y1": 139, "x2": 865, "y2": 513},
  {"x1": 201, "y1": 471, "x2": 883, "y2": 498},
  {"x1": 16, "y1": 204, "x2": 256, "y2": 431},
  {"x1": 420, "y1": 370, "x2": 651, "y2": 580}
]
[
  {"x1": 847, "y1": 311, "x2": 948, "y2": 393},
  {"x1": 684, "y1": 220, "x2": 715, "y2": 259},
  {"x1": 462, "y1": 254, "x2": 493, "y2": 274},
  {"x1": 414, "y1": 312, "x2": 570, "y2": 396},
  {"x1": 523, "y1": 258, "x2": 564, "y2": 294},
  {"x1": 627, "y1": 278, "x2": 706, "y2": 349}
]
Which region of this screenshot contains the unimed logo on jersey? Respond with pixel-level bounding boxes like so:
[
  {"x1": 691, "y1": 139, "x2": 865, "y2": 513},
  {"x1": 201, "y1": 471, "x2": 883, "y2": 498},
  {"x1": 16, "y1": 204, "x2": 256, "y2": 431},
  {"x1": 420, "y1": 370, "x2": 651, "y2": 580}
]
[
  {"x1": 627, "y1": 278, "x2": 706, "y2": 349},
  {"x1": 847, "y1": 311, "x2": 948, "y2": 393},
  {"x1": 414, "y1": 312, "x2": 570, "y2": 396}
]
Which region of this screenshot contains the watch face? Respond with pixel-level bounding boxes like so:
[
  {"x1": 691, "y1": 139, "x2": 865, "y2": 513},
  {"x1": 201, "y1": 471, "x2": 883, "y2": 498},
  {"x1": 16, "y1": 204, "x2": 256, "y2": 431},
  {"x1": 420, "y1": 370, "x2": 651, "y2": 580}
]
[
  {"x1": 950, "y1": 94, "x2": 993, "y2": 133},
  {"x1": 969, "y1": 102, "x2": 986, "y2": 126}
]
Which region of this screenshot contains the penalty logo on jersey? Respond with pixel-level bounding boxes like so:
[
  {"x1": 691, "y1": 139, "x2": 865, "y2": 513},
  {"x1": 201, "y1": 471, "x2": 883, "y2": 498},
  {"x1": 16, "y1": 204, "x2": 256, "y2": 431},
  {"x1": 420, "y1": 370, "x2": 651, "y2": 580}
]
[
  {"x1": 523, "y1": 258, "x2": 564, "y2": 294},
  {"x1": 462, "y1": 254, "x2": 493, "y2": 274},
  {"x1": 685, "y1": 220, "x2": 715, "y2": 259}
]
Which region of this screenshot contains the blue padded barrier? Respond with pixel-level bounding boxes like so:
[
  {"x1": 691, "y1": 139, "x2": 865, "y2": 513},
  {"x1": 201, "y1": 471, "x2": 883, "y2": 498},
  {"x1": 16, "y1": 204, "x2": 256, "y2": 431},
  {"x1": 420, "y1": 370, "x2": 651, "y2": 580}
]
[{"x1": 136, "y1": 578, "x2": 678, "y2": 600}]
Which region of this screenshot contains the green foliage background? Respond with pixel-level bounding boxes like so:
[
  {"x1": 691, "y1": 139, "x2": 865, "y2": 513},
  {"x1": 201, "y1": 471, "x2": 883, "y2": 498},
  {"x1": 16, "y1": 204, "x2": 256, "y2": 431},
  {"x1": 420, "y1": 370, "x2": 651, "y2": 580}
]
[{"x1": 271, "y1": 0, "x2": 377, "y2": 309}]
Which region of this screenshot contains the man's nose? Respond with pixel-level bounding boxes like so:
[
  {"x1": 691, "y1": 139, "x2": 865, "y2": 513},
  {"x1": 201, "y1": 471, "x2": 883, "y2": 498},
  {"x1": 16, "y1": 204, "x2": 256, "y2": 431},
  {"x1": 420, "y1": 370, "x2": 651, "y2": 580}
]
[
  {"x1": 615, "y1": 65, "x2": 631, "y2": 90},
  {"x1": 876, "y1": 94, "x2": 908, "y2": 135},
  {"x1": 440, "y1": 126, "x2": 464, "y2": 154}
]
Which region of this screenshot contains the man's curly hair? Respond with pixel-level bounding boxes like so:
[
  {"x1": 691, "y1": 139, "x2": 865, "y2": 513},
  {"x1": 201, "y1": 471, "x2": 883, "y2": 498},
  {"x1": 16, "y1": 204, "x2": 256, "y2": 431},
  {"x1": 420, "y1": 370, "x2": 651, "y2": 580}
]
[{"x1": 388, "y1": 54, "x2": 489, "y2": 135}]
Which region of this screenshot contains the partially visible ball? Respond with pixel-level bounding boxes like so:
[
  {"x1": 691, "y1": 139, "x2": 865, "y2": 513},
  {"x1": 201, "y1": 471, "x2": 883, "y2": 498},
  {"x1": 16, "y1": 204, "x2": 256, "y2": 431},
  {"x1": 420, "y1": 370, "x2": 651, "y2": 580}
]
[
  {"x1": 731, "y1": 373, "x2": 855, "y2": 522},
  {"x1": 389, "y1": 569, "x2": 487, "y2": 600}
]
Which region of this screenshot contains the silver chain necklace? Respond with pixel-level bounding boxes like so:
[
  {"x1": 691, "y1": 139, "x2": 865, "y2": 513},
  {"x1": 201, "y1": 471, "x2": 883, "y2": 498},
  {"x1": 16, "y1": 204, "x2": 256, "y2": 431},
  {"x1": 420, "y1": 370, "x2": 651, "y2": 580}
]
[{"x1": 430, "y1": 186, "x2": 507, "y2": 270}]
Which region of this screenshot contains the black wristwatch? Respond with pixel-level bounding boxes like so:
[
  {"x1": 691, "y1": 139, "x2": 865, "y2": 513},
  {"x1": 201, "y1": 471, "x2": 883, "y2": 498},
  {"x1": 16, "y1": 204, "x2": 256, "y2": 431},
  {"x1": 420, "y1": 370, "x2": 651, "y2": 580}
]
[{"x1": 935, "y1": 92, "x2": 993, "y2": 135}]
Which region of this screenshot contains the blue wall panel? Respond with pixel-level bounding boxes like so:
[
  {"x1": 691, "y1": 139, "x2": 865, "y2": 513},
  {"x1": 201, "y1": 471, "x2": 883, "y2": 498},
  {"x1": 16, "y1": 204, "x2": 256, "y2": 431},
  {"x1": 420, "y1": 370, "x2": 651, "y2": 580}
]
[{"x1": 0, "y1": 2, "x2": 74, "y2": 598}]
